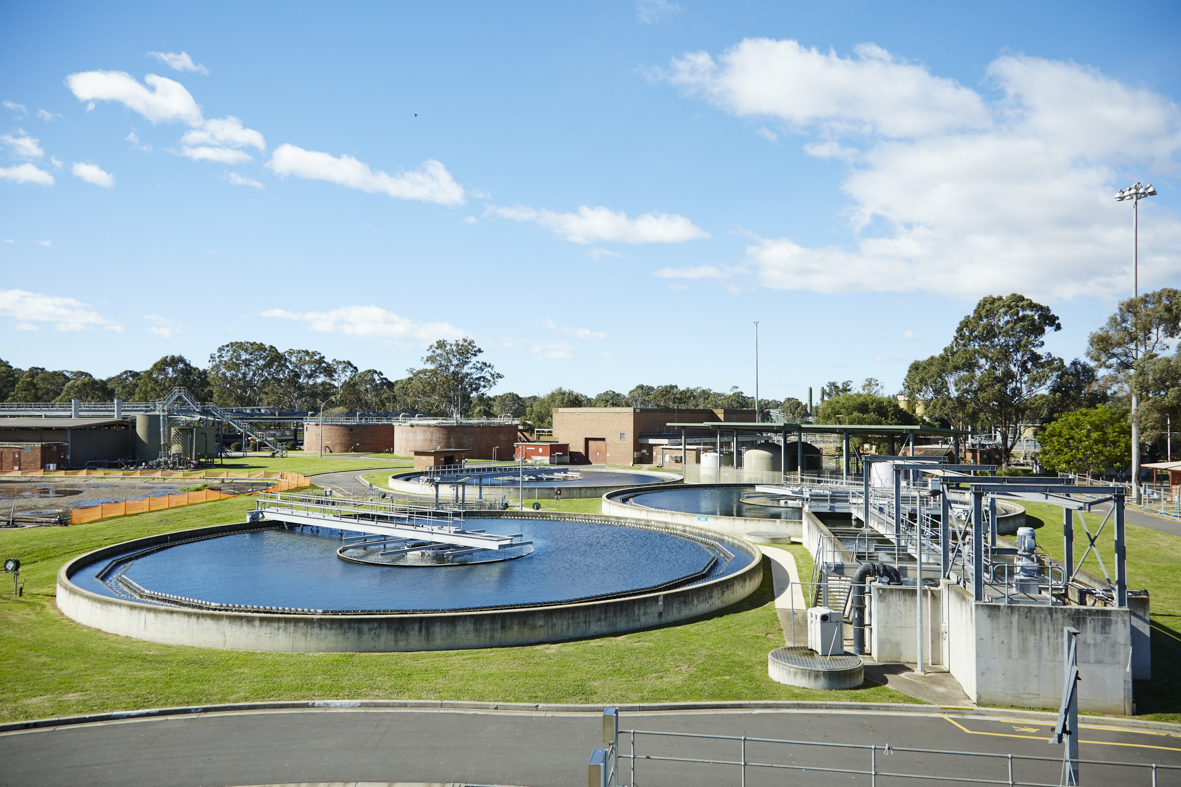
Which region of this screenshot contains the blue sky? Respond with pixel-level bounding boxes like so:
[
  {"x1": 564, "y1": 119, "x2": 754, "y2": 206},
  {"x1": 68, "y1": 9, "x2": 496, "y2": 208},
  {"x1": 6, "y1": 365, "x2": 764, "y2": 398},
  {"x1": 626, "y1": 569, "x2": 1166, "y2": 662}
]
[{"x1": 2, "y1": 1, "x2": 1179, "y2": 403}]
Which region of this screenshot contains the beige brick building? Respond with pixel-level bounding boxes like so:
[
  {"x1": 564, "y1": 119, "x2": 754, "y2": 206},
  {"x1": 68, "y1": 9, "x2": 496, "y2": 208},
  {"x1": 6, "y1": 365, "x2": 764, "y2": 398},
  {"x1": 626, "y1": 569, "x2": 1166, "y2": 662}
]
[{"x1": 552, "y1": 408, "x2": 755, "y2": 465}]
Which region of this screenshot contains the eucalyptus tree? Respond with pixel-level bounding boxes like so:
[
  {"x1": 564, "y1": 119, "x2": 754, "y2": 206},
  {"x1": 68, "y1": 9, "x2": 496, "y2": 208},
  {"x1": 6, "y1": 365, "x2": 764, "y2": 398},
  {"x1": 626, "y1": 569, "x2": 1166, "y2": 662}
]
[
  {"x1": 904, "y1": 294, "x2": 1063, "y2": 465},
  {"x1": 134, "y1": 355, "x2": 210, "y2": 401},
  {"x1": 407, "y1": 339, "x2": 502, "y2": 420},
  {"x1": 208, "y1": 341, "x2": 288, "y2": 408}
]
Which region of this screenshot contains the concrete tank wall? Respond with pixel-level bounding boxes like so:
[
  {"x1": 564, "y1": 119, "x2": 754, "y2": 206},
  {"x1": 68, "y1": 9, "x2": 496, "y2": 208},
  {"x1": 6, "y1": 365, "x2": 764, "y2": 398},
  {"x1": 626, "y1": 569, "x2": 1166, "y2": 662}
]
[
  {"x1": 303, "y1": 423, "x2": 397, "y2": 454},
  {"x1": 604, "y1": 484, "x2": 802, "y2": 538},
  {"x1": 56, "y1": 516, "x2": 762, "y2": 653},
  {"x1": 869, "y1": 583, "x2": 942, "y2": 665},
  {"x1": 135, "y1": 414, "x2": 162, "y2": 460},
  {"x1": 399, "y1": 424, "x2": 523, "y2": 461}
]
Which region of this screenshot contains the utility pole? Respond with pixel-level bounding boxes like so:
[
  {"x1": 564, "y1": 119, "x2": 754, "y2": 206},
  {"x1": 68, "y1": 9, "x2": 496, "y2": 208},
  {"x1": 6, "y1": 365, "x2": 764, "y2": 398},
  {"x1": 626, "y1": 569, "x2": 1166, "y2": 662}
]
[
  {"x1": 1116, "y1": 182, "x2": 1157, "y2": 504},
  {"x1": 754, "y1": 321, "x2": 760, "y2": 424}
]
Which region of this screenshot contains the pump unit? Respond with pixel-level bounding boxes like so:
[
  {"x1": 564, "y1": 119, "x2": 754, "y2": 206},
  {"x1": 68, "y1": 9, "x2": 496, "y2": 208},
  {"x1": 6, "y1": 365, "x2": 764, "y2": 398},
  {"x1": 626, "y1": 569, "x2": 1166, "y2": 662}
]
[
  {"x1": 1014, "y1": 526, "x2": 1039, "y2": 594},
  {"x1": 808, "y1": 606, "x2": 844, "y2": 656}
]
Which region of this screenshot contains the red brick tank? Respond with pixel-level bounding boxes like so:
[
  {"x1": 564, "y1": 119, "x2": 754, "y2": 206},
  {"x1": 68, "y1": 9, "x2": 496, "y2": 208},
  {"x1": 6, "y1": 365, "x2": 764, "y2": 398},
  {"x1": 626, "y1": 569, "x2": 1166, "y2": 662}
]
[
  {"x1": 303, "y1": 422, "x2": 519, "y2": 459},
  {"x1": 393, "y1": 424, "x2": 519, "y2": 461},
  {"x1": 303, "y1": 424, "x2": 396, "y2": 454}
]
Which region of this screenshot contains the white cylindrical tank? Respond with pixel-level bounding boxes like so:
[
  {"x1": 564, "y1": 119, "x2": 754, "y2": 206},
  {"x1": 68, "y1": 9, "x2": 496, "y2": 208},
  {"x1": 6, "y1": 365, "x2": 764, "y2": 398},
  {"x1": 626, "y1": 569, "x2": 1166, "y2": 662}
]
[
  {"x1": 745, "y1": 449, "x2": 775, "y2": 473},
  {"x1": 701, "y1": 451, "x2": 721, "y2": 470},
  {"x1": 749, "y1": 442, "x2": 783, "y2": 472}
]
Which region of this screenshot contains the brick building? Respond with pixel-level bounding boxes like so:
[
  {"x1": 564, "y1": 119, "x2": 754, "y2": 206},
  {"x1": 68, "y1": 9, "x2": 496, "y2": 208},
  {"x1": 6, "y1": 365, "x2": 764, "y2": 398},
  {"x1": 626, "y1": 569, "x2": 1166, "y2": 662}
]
[{"x1": 552, "y1": 408, "x2": 755, "y2": 465}]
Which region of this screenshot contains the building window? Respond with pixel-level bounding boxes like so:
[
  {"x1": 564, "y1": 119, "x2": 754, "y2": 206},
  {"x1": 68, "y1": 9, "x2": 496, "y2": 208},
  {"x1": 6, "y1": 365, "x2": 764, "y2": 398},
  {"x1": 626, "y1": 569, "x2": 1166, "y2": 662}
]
[{"x1": 620, "y1": 433, "x2": 626, "y2": 441}]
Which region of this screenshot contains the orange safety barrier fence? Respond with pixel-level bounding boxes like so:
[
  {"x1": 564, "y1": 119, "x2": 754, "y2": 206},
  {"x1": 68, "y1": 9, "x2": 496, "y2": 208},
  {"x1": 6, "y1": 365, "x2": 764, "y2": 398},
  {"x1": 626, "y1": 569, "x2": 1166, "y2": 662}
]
[{"x1": 65, "y1": 471, "x2": 311, "y2": 525}]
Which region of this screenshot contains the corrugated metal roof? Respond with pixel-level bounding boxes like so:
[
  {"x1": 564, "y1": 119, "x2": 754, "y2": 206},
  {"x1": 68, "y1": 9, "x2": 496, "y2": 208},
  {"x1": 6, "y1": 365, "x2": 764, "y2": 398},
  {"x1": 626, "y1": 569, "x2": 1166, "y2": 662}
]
[{"x1": 0, "y1": 417, "x2": 129, "y2": 429}]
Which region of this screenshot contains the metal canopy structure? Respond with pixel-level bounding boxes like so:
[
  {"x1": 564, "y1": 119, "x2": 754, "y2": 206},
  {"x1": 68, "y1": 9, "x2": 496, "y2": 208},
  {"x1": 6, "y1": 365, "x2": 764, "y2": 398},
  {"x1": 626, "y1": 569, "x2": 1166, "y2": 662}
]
[{"x1": 665, "y1": 421, "x2": 971, "y2": 481}]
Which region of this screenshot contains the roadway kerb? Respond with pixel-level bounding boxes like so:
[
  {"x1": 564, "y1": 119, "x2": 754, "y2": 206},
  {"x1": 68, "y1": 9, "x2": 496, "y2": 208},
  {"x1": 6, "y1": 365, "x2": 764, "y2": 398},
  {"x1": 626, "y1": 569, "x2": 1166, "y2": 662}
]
[{"x1": 3, "y1": 699, "x2": 1179, "y2": 736}]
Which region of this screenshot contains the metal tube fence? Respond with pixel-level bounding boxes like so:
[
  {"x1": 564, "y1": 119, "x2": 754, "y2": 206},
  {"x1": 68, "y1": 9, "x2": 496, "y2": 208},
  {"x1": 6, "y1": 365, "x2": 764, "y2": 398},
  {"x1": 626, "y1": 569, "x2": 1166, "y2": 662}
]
[{"x1": 602, "y1": 723, "x2": 1181, "y2": 787}]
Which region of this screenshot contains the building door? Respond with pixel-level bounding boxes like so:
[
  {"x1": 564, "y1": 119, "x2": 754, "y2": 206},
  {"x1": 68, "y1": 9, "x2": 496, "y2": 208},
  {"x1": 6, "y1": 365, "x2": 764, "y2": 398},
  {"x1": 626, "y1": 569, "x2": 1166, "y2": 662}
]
[
  {"x1": 12, "y1": 451, "x2": 19, "y2": 472},
  {"x1": 586, "y1": 438, "x2": 606, "y2": 464}
]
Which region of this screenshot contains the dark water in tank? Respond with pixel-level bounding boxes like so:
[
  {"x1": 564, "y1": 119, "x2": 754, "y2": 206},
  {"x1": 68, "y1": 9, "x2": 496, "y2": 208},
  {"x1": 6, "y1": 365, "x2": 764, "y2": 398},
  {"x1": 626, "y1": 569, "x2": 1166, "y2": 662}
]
[
  {"x1": 623, "y1": 487, "x2": 800, "y2": 521},
  {"x1": 78, "y1": 517, "x2": 751, "y2": 611},
  {"x1": 399, "y1": 470, "x2": 666, "y2": 488}
]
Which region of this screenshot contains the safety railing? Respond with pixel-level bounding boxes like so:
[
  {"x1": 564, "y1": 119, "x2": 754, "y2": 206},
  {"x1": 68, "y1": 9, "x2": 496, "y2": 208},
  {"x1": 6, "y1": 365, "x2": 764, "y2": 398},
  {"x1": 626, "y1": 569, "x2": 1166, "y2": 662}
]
[{"x1": 589, "y1": 708, "x2": 1181, "y2": 787}]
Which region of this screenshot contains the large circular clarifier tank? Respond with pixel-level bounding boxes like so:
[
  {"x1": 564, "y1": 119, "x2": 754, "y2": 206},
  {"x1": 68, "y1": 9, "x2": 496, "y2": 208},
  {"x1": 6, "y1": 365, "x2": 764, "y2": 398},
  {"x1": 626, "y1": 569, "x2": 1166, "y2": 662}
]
[{"x1": 57, "y1": 513, "x2": 761, "y2": 652}]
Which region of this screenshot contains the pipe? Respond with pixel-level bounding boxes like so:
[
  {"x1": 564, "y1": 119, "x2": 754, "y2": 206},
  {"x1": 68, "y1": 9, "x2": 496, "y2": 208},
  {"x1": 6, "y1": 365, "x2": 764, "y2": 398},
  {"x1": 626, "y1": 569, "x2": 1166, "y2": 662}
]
[{"x1": 851, "y1": 561, "x2": 902, "y2": 655}]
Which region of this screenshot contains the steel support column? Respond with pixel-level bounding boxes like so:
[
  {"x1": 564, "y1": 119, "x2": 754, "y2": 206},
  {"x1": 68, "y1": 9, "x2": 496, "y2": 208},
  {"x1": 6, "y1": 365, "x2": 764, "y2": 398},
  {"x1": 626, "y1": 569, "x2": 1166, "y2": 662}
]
[
  {"x1": 989, "y1": 496, "x2": 997, "y2": 548},
  {"x1": 842, "y1": 431, "x2": 850, "y2": 482},
  {"x1": 797, "y1": 426, "x2": 803, "y2": 481},
  {"x1": 1115, "y1": 491, "x2": 1127, "y2": 607},
  {"x1": 1063, "y1": 507, "x2": 1073, "y2": 580},
  {"x1": 941, "y1": 490, "x2": 951, "y2": 578},
  {"x1": 972, "y1": 489, "x2": 984, "y2": 601},
  {"x1": 893, "y1": 467, "x2": 902, "y2": 564}
]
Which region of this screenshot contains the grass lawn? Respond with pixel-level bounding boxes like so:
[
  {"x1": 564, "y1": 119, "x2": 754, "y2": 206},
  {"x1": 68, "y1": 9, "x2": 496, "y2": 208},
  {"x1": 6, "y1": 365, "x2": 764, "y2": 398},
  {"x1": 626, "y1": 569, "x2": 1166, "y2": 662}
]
[
  {"x1": 1020, "y1": 501, "x2": 1181, "y2": 722},
  {"x1": 0, "y1": 497, "x2": 917, "y2": 724}
]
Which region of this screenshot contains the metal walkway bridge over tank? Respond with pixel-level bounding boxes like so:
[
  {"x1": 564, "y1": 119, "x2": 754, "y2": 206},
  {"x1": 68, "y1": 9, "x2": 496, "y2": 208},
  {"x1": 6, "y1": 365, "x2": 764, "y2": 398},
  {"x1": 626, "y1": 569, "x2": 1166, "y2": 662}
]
[{"x1": 252, "y1": 492, "x2": 531, "y2": 561}]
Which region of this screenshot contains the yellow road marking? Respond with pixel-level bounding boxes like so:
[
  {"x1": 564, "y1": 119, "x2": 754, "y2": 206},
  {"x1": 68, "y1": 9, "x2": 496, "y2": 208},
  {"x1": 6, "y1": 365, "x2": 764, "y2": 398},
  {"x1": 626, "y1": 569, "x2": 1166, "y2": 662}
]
[
  {"x1": 1013, "y1": 726, "x2": 1040, "y2": 732},
  {"x1": 940, "y1": 716, "x2": 1181, "y2": 752}
]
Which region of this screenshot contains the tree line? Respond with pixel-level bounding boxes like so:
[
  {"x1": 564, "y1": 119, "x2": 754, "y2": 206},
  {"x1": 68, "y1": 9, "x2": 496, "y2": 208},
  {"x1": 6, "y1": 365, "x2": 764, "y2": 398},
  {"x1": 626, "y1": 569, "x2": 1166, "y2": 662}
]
[
  {"x1": 0, "y1": 337, "x2": 806, "y2": 427},
  {"x1": 3, "y1": 289, "x2": 1176, "y2": 473}
]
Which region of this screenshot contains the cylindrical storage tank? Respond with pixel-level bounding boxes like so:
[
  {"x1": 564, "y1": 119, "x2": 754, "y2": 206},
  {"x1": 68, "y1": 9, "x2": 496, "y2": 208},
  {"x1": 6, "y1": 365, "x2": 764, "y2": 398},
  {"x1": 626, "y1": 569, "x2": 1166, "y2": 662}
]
[
  {"x1": 747, "y1": 442, "x2": 783, "y2": 472},
  {"x1": 135, "y1": 413, "x2": 162, "y2": 461},
  {"x1": 744, "y1": 449, "x2": 774, "y2": 473},
  {"x1": 393, "y1": 423, "x2": 520, "y2": 461},
  {"x1": 701, "y1": 452, "x2": 722, "y2": 470},
  {"x1": 303, "y1": 423, "x2": 397, "y2": 454}
]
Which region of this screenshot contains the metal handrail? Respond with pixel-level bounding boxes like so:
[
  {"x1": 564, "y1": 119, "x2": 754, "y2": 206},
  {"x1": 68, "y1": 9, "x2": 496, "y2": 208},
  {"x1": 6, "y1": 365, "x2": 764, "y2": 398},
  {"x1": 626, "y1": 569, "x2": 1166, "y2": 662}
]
[{"x1": 613, "y1": 724, "x2": 1180, "y2": 787}]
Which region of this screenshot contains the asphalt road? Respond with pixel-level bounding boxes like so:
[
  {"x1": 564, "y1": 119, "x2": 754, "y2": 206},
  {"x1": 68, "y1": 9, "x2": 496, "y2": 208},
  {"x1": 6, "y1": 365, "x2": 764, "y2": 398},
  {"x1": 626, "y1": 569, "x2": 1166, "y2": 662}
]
[
  {"x1": 312, "y1": 467, "x2": 401, "y2": 497},
  {"x1": 2, "y1": 707, "x2": 1178, "y2": 787}
]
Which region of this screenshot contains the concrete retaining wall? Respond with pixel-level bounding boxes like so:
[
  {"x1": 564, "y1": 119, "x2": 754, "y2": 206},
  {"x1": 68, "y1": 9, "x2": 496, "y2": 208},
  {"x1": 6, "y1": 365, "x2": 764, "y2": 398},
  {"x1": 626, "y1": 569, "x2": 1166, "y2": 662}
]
[
  {"x1": 57, "y1": 515, "x2": 762, "y2": 653},
  {"x1": 604, "y1": 484, "x2": 802, "y2": 538},
  {"x1": 935, "y1": 578, "x2": 1133, "y2": 714},
  {"x1": 869, "y1": 584, "x2": 942, "y2": 666},
  {"x1": 942, "y1": 580, "x2": 977, "y2": 701}
]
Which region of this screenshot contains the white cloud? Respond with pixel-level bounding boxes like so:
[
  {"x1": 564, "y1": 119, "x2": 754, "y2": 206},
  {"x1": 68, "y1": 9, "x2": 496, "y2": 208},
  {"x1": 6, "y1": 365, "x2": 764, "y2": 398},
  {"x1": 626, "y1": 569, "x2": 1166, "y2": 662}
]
[
  {"x1": 180, "y1": 115, "x2": 264, "y2": 151},
  {"x1": 530, "y1": 342, "x2": 573, "y2": 360},
  {"x1": 178, "y1": 145, "x2": 252, "y2": 164},
  {"x1": 125, "y1": 131, "x2": 151, "y2": 152},
  {"x1": 3, "y1": 101, "x2": 26, "y2": 115},
  {"x1": 66, "y1": 70, "x2": 203, "y2": 125},
  {"x1": 49, "y1": 156, "x2": 62, "y2": 170},
  {"x1": 72, "y1": 161, "x2": 115, "y2": 188},
  {"x1": 66, "y1": 70, "x2": 263, "y2": 164},
  {"x1": 637, "y1": 0, "x2": 682, "y2": 24},
  {"x1": 902, "y1": 329, "x2": 922, "y2": 340},
  {"x1": 587, "y1": 247, "x2": 624, "y2": 261},
  {"x1": 261, "y1": 305, "x2": 465, "y2": 343},
  {"x1": 36, "y1": 109, "x2": 62, "y2": 121},
  {"x1": 756, "y1": 127, "x2": 778, "y2": 143},
  {"x1": 0, "y1": 163, "x2": 53, "y2": 186},
  {"x1": 653, "y1": 264, "x2": 736, "y2": 279},
  {"x1": 0, "y1": 288, "x2": 121, "y2": 332},
  {"x1": 16, "y1": 322, "x2": 36, "y2": 331},
  {"x1": 226, "y1": 172, "x2": 264, "y2": 189},
  {"x1": 487, "y1": 204, "x2": 709, "y2": 245},
  {"x1": 1, "y1": 131, "x2": 44, "y2": 159},
  {"x1": 666, "y1": 41, "x2": 1181, "y2": 299},
  {"x1": 267, "y1": 144, "x2": 465, "y2": 206},
  {"x1": 147, "y1": 51, "x2": 210, "y2": 75},
  {"x1": 462, "y1": 216, "x2": 477, "y2": 224},
  {"x1": 3, "y1": 239, "x2": 12, "y2": 243},
  {"x1": 663, "y1": 39, "x2": 990, "y2": 138},
  {"x1": 601, "y1": 351, "x2": 613, "y2": 358},
  {"x1": 36, "y1": 240, "x2": 51, "y2": 247},
  {"x1": 541, "y1": 317, "x2": 607, "y2": 340},
  {"x1": 145, "y1": 314, "x2": 177, "y2": 337}
]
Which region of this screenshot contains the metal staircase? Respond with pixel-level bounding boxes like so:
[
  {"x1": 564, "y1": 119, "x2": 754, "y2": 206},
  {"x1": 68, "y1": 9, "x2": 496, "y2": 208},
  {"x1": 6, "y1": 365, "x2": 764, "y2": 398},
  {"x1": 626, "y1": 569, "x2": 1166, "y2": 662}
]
[{"x1": 157, "y1": 387, "x2": 288, "y2": 458}]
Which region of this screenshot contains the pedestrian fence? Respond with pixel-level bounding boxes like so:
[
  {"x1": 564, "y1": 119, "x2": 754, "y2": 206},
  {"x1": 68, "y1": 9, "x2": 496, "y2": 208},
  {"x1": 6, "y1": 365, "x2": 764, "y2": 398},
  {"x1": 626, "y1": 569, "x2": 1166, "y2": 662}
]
[{"x1": 588, "y1": 708, "x2": 1181, "y2": 787}]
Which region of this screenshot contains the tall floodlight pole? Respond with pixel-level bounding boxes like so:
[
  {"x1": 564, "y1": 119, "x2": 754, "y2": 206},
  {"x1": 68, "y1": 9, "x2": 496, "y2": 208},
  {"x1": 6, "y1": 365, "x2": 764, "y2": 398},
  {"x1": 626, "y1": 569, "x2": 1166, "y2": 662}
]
[
  {"x1": 1116, "y1": 182, "x2": 1157, "y2": 504},
  {"x1": 754, "y1": 321, "x2": 760, "y2": 424}
]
